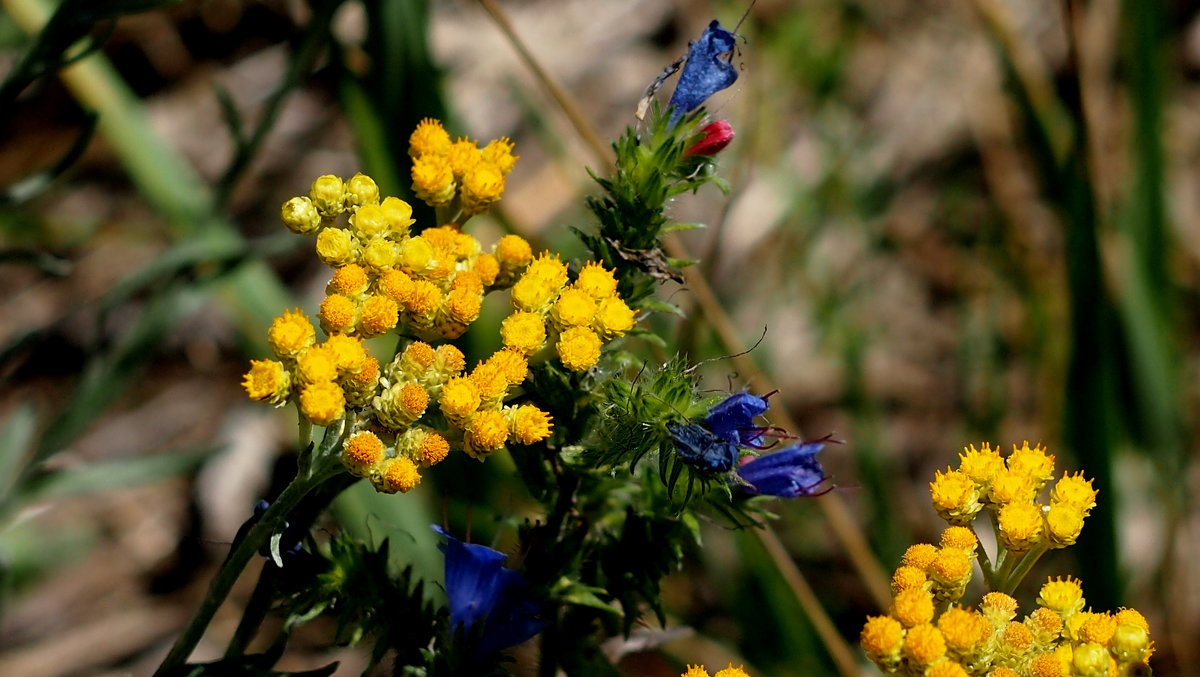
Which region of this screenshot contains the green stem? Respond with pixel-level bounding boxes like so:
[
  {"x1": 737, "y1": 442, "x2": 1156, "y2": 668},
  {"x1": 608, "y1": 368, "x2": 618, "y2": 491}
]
[
  {"x1": 223, "y1": 565, "x2": 279, "y2": 658},
  {"x1": 153, "y1": 456, "x2": 340, "y2": 675},
  {"x1": 999, "y1": 542, "x2": 1049, "y2": 594}
]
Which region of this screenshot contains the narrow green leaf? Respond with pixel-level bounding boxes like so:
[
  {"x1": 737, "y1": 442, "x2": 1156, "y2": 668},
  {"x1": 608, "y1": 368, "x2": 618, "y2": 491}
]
[
  {"x1": 0, "y1": 404, "x2": 37, "y2": 499},
  {"x1": 17, "y1": 446, "x2": 214, "y2": 502}
]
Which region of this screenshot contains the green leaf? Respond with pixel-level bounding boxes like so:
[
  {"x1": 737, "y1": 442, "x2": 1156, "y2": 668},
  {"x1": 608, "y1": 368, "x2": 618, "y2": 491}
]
[
  {"x1": 660, "y1": 221, "x2": 705, "y2": 234},
  {"x1": 636, "y1": 298, "x2": 685, "y2": 318},
  {"x1": 552, "y1": 576, "x2": 620, "y2": 615},
  {"x1": 0, "y1": 404, "x2": 36, "y2": 499},
  {"x1": 17, "y1": 446, "x2": 214, "y2": 503}
]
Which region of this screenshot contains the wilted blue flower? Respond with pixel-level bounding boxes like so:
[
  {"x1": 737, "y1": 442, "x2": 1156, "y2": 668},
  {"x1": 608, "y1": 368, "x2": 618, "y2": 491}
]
[
  {"x1": 240, "y1": 500, "x2": 304, "y2": 564},
  {"x1": 704, "y1": 391, "x2": 772, "y2": 447},
  {"x1": 736, "y1": 441, "x2": 830, "y2": 498},
  {"x1": 668, "y1": 421, "x2": 740, "y2": 473},
  {"x1": 668, "y1": 20, "x2": 739, "y2": 125},
  {"x1": 432, "y1": 525, "x2": 546, "y2": 655}
]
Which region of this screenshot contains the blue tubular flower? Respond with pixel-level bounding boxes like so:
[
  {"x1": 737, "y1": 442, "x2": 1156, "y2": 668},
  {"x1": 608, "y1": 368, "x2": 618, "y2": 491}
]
[
  {"x1": 432, "y1": 525, "x2": 546, "y2": 655},
  {"x1": 668, "y1": 20, "x2": 739, "y2": 125},
  {"x1": 704, "y1": 391, "x2": 771, "y2": 447},
  {"x1": 736, "y1": 442, "x2": 830, "y2": 498},
  {"x1": 668, "y1": 421, "x2": 739, "y2": 473}
]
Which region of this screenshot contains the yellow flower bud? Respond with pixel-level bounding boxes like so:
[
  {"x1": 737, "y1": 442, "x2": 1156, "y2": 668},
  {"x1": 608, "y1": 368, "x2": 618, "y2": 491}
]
[
  {"x1": 461, "y1": 162, "x2": 505, "y2": 216},
  {"x1": 409, "y1": 117, "x2": 452, "y2": 157},
  {"x1": 997, "y1": 501, "x2": 1044, "y2": 552},
  {"x1": 350, "y1": 203, "x2": 389, "y2": 240},
  {"x1": 380, "y1": 196, "x2": 415, "y2": 237},
  {"x1": 343, "y1": 172, "x2": 379, "y2": 208},
  {"x1": 481, "y1": 136, "x2": 518, "y2": 174},
  {"x1": 411, "y1": 154, "x2": 456, "y2": 207},
  {"x1": 281, "y1": 196, "x2": 321, "y2": 234},
  {"x1": 298, "y1": 381, "x2": 345, "y2": 426},
  {"x1": 315, "y1": 227, "x2": 358, "y2": 267},
  {"x1": 267, "y1": 308, "x2": 315, "y2": 358},
  {"x1": 892, "y1": 588, "x2": 935, "y2": 627},
  {"x1": 308, "y1": 174, "x2": 344, "y2": 217},
  {"x1": 903, "y1": 623, "x2": 946, "y2": 665},
  {"x1": 930, "y1": 467, "x2": 982, "y2": 524}
]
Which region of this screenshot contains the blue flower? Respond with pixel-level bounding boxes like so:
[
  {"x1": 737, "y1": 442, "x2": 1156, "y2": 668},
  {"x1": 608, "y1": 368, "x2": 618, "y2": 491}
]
[
  {"x1": 668, "y1": 421, "x2": 740, "y2": 473},
  {"x1": 668, "y1": 20, "x2": 739, "y2": 125},
  {"x1": 432, "y1": 525, "x2": 546, "y2": 655},
  {"x1": 703, "y1": 391, "x2": 772, "y2": 447},
  {"x1": 736, "y1": 442, "x2": 830, "y2": 498}
]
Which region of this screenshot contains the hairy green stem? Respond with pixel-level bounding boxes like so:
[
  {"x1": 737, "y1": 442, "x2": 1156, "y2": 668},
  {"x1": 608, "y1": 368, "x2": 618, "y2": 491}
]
[{"x1": 1000, "y1": 542, "x2": 1049, "y2": 594}]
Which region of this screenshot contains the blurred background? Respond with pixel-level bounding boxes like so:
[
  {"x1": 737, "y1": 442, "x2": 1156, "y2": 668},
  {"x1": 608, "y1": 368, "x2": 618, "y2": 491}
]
[{"x1": 0, "y1": 0, "x2": 1196, "y2": 675}]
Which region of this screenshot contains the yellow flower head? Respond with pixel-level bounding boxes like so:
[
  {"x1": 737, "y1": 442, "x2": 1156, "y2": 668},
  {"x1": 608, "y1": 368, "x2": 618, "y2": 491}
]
[
  {"x1": 890, "y1": 565, "x2": 927, "y2": 594},
  {"x1": 1113, "y1": 608, "x2": 1149, "y2": 633},
  {"x1": 997, "y1": 501, "x2": 1044, "y2": 552},
  {"x1": 409, "y1": 117, "x2": 452, "y2": 157},
  {"x1": 473, "y1": 252, "x2": 500, "y2": 286},
  {"x1": 1071, "y1": 643, "x2": 1110, "y2": 677},
  {"x1": 414, "y1": 428, "x2": 451, "y2": 466},
  {"x1": 712, "y1": 664, "x2": 750, "y2": 677},
  {"x1": 434, "y1": 344, "x2": 467, "y2": 379},
  {"x1": 308, "y1": 174, "x2": 345, "y2": 217},
  {"x1": 451, "y1": 270, "x2": 485, "y2": 295},
  {"x1": 319, "y1": 294, "x2": 357, "y2": 335},
  {"x1": 860, "y1": 615, "x2": 904, "y2": 658},
  {"x1": 341, "y1": 356, "x2": 380, "y2": 408},
  {"x1": 469, "y1": 361, "x2": 509, "y2": 406},
  {"x1": 525, "y1": 252, "x2": 569, "y2": 288},
  {"x1": 509, "y1": 404, "x2": 553, "y2": 445},
  {"x1": 1050, "y1": 471, "x2": 1097, "y2": 511},
  {"x1": 358, "y1": 294, "x2": 399, "y2": 337},
  {"x1": 595, "y1": 295, "x2": 636, "y2": 339},
  {"x1": 958, "y1": 442, "x2": 1003, "y2": 485},
  {"x1": 556, "y1": 326, "x2": 602, "y2": 372},
  {"x1": 940, "y1": 526, "x2": 978, "y2": 552},
  {"x1": 446, "y1": 137, "x2": 482, "y2": 180},
  {"x1": 1029, "y1": 651, "x2": 1068, "y2": 677},
  {"x1": 299, "y1": 381, "x2": 345, "y2": 426},
  {"x1": 1007, "y1": 441, "x2": 1055, "y2": 487},
  {"x1": 681, "y1": 666, "x2": 710, "y2": 677},
  {"x1": 501, "y1": 311, "x2": 547, "y2": 355},
  {"x1": 496, "y1": 234, "x2": 534, "y2": 268},
  {"x1": 268, "y1": 308, "x2": 316, "y2": 358},
  {"x1": 315, "y1": 227, "x2": 358, "y2": 267},
  {"x1": 242, "y1": 359, "x2": 291, "y2": 405},
  {"x1": 461, "y1": 162, "x2": 506, "y2": 216},
  {"x1": 1110, "y1": 623, "x2": 1151, "y2": 664},
  {"x1": 981, "y1": 592, "x2": 1019, "y2": 625},
  {"x1": 576, "y1": 261, "x2": 619, "y2": 298},
  {"x1": 902, "y1": 543, "x2": 939, "y2": 570},
  {"x1": 903, "y1": 623, "x2": 946, "y2": 664},
  {"x1": 373, "y1": 456, "x2": 421, "y2": 494},
  {"x1": 405, "y1": 280, "x2": 442, "y2": 319},
  {"x1": 481, "y1": 136, "x2": 518, "y2": 174},
  {"x1": 929, "y1": 467, "x2": 982, "y2": 524},
  {"x1": 378, "y1": 269, "x2": 414, "y2": 305},
  {"x1": 892, "y1": 587, "x2": 935, "y2": 627},
  {"x1": 929, "y1": 547, "x2": 973, "y2": 588},
  {"x1": 446, "y1": 286, "x2": 483, "y2": 325},
  {"x1": 988, "y1": 468, "x2": 1038, "y2": 505},
  {"x1": 342, "y1": 430, "x2": 385, "y2": 477},
  {"x1": 411, "y1": 154, "x2": 456, "y2": 207},
  {"x1": 1077, "y1": 612, "x2": 1117, "y2": 647},
  {"x1": 329, "y1": 263, "x2": 370, "y2": 297},
  {"x1": 1000, "y1": 620, "x2": 1035, "y2": 655},
  {"x1": 512, "y1": 275, "x2": 562, "y2": 314},
  {"x1": 990, "y1": 668, "x2": 1020, "y2": 677},
  {"x1": 1038, "y1": 576, "x2": 1085, "y2": 617},
  {"x1": 1026, "y1": 607, "x2": 1064, "y2": 643},
  {"x1": 398, "y1": 235, "x2": 436, "y2": 275},
  {"x1": 1044, "y1": 502, "x2": 1086, "y2": 548},
  {"x1": 552, "y1": 287, "x2": 597, "y2": 327},
  {"x1": 296, "y1": 344, "x2": 340, "y2": 384},
  {"x1": 380, "y1": 196, "x2": 415, "y2": 236},
  {"x1": 487, "y1": 348, "x2": 529, "y2": 386},
  {"x1": 938, "y1": 607, "x2": 990, "y2": 655},
  {"x1": 280, "y1": 196, "x2": 321, "y2": 235},
  {"x1": 464, "y1": 409, "x2": 510, "y2": 457},
  {"x1": 391, "y1": 340, "x2": 433, "y2": 377},
  {"x1": 351, "y1": 203, "x2": 389, "y2": 241},
  {"x1": 439, "y1": 376, "x2": 481, "y2": 425},
  {"x1": 344, "y1": 172, "x2": 380, "y2": 208},
  {"x1": 361, "y1": 238, "x2": 398, "y2": 273}
]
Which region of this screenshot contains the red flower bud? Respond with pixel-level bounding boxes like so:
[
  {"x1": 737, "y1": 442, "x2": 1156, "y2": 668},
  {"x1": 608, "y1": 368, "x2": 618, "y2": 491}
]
[{"x1": 684, "y1": 120, "x2": 735, "y2": 156}]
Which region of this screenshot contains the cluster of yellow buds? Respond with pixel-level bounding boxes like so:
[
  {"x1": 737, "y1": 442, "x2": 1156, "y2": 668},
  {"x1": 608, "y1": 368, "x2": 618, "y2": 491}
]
[
  {"x1": 863, "y1": 551, "x2": 1153, "y2": 676},
  {"x1": 242, "y1": 121, "x2": 640, "y2": 493},
  {"x1": 408, "y1": 117, "x2": 517, "y2": 219},
  {"x1": 930, "y1": 442, "x2": 1097, "y2": 553},
  {"x1": 860, "y1": 442, "x2": 1153, "y2": 676},
  {"x1": 501, "y1": 256, "x2": 637, "y2": 372}
]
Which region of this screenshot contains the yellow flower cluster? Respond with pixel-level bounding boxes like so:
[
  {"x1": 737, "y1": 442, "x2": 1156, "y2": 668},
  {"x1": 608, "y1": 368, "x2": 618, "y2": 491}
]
[
  {"x1": 681, "y1": 664, "x2": 750, "y2": 677},
  {"x1": 864, "y1": 563, "x2": 1153, "y2": 676},
  {"x1": 929, "y1": 442, "x2": 1097, "y2": 552},
  {"x1": 408, "y1": 117, "x2": 518, "y2": 217},
  {"x1": 501, "y1": 258, "x2": 636, "y2": 372},
  {"x1": 861, "y1": 443, "x2": 1152, "y2": 677}
]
